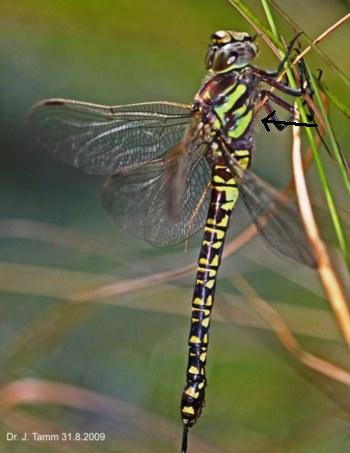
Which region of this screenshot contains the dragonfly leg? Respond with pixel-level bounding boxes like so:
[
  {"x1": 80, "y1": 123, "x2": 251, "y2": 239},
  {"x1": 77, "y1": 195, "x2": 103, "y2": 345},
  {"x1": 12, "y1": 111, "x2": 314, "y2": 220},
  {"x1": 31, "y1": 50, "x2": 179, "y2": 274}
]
[
  {"x1": 259, "y1": 31, "x2": 303, "y2": 77},
  {"x1": 260, "y1": 90, "x2": 294, "y2": 113},
  {"x1": 263, "y1": 76, "x2": 302, "y2": 97},
  {"x1": 252, "y1": 33, "x2": 306, "y2": 97},
  {"x1": 252, "y1": 65, "x2": 302, "y2": 97},
  {"x1": 258, "y1": 89, "x2": 295, "y2": 131},
  {"x1": 264, "y1": 102, "x2": 290, "y2": 131},
  {"x1": 295, "y1": 57, "x2": 324, "y2": 122}
]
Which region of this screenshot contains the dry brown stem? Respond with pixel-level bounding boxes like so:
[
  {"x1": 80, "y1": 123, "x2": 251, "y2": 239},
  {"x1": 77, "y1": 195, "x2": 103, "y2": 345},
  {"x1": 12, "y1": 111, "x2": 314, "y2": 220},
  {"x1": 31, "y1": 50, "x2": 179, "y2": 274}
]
[
  {"x1": 232, "y1": 273, "x2": 350, "y2": 386},
  {"x1": 292, "y1": 110, "x2": 350, "y2": 347}
]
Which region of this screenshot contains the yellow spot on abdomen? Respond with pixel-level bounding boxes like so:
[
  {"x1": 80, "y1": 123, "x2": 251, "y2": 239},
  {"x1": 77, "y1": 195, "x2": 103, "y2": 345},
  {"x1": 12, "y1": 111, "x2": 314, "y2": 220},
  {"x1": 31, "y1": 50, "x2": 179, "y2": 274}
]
[
  {"x1": 204, "y1": 227, "x2": 225, "y2": 240},
  {"x1": 185, "y1": 387, "x2": 199, "y2": 398},
  {"x1": 210, "y1": 255, "x2": 219, "y2": 267},
  {"x1": 238, "y1": 156, "x2": 250, "y2": 168},
  {"x1": 212, "y1": 174, "x2": 225, "y2": 184},
  {"x1": 205, "y1": 279, "x2": 215, "y2": 289},
  {"x1": 206, "y1": 295, "x2": 213, "y2": 306},
  {"x1": 192, "y1": 307, "x2": 210, "y2": 316},
  {"x1": 235, "y1": 149, "x2": 250, "y2": 157},
  {"x1": 217, "y1": 215, "x2": 229, "y2": 227},
  {"x1": 224, "y1": 177, "x2": 237, "y2": 185},
  {"x1": 223, "y1": 186, "x2": 239, "y2": 202},
  {"x1": 201, "y1": 317, "x2": 210, "y2": 328},
  {"x1": 182, "y1": 406, "x2": 195, "y2": 415},
  {"x1": 193, "y1": 297, "x2": 203, "y2": 306},
  {"x1": 221, "y1": 201, "x2": 235, "y2": 211}
]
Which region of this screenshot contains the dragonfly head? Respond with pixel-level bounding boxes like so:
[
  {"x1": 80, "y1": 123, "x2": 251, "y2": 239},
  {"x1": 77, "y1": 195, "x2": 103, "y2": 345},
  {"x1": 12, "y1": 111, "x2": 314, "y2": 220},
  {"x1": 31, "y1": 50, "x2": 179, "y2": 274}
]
[{"x1": 205, "y1": 30, "x2": 258, "y2": 73}]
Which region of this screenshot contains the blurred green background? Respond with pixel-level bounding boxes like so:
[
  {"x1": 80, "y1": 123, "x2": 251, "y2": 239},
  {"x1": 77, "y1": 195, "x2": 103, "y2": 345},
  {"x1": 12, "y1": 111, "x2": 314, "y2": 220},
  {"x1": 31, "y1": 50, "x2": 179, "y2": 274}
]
[{"x1": 0, "y1": 1, "x2": 350, "y2": 452}]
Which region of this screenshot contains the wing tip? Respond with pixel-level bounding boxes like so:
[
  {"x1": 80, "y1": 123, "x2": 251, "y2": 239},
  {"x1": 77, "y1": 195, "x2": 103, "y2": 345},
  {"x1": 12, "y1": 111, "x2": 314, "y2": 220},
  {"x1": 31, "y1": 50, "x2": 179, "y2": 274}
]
[
  {"x1": 42, "y1": 99, "x2": 65, "y2": 107},
  {"x1": 27, "y1": 98, "x2": 67, "y2": 124},
  {"x1": 29, "y1": 97, "x2": 66, "y2": 112}
]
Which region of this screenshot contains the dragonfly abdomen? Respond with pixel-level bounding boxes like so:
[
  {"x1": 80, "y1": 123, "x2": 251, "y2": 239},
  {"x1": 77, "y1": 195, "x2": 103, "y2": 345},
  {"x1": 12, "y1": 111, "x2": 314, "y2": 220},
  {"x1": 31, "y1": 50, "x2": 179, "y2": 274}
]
[{"x1": 181, "y1": 151, "x2": 251, "y2": 428}]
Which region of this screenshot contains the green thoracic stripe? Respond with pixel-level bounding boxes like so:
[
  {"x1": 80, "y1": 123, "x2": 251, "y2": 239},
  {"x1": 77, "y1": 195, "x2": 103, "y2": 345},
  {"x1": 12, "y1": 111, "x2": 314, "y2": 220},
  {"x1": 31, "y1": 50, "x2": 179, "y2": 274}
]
[
  {"x1": 228, "y1": 109, "x2": 253, "y2": 138},
  {"x1": 214, "y1": 83, "x2": 247, "y2": 124}
]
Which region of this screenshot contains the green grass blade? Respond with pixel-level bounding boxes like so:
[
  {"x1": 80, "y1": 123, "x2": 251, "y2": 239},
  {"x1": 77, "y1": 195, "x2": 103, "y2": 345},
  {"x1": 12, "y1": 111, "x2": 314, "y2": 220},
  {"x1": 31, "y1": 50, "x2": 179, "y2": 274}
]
[
  {"x1": 268, "y1": 0, "x2": 350, "y2": 89},
  {"x1": 322, "y1": 83, "x2": 350, "y2": 119},
  {"x1": 306, "y1": 62, "x2": 350, "y2": 198},
  {"x1": 260, "y1": 0, "x2": 350, "y2": 267}
]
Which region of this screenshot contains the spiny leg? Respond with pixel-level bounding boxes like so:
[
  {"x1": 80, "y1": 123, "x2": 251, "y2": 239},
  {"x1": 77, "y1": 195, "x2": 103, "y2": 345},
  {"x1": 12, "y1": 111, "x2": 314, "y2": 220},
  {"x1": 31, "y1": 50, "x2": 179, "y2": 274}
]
[
  {"x1": 259, "y1": 89, "x2": 295, "y2": 131},
  {"x1": 257, "y1": 72, "x2": 302, "y2": 97},
  {"x1": 295, "y1": 56, "x2": 324, "y2": 121},
  {"x1": 252, "y1": 33, "x2": 307, "y2": 97},
  {"x1": 261, "y1": 31, "x2": 304, "y2": 77},
  {"x1": 295, "y1": 61, "x2": 333, "y2": 156}
]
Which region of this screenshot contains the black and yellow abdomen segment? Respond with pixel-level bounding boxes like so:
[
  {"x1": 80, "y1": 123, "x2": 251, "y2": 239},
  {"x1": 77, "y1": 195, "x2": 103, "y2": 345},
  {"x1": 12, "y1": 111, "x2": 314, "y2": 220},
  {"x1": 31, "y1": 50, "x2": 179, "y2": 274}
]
[{"x1": 180, "y1": 150, "x2": 251, "y2": 427}]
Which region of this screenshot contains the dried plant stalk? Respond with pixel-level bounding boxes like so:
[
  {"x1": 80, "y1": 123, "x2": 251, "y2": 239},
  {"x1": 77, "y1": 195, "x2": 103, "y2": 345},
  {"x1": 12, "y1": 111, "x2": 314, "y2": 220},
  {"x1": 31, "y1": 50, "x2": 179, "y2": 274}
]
[
  {"x1": 232, "y1": 273, "x2": 350, "y2": 386},
  {"x1": 292, "y1": 109, "x2": 350, "y2": 347}
]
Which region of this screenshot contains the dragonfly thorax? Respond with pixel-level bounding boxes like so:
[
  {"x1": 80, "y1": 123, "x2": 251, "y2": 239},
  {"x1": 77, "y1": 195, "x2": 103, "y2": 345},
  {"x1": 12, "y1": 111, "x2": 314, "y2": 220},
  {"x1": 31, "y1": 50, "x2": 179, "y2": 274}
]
[
  {"x1": 193, "y1": 68, "x2": 256, "y2": 153},
  {"x1": 205, "y1": 30, "x2": 258, "y2": 73}
]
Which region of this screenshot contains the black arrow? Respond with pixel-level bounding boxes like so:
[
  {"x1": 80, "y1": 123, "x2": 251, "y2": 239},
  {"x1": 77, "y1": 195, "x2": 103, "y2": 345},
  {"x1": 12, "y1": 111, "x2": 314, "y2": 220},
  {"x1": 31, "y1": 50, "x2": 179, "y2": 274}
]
[{"x1": 261, "y1": 110, "x2": 318, "y2": 132}]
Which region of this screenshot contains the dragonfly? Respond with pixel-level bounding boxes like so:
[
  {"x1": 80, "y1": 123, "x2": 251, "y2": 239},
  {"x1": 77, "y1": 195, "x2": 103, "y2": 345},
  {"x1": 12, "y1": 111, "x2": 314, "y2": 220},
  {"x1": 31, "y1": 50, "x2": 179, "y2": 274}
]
[{"x1": 29, "y1": 30, "x2": 316, "y2": 453}]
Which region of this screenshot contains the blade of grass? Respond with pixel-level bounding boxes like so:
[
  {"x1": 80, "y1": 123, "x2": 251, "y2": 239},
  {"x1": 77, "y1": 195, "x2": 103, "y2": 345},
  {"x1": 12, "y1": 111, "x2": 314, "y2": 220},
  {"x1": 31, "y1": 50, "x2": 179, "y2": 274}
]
[
  {"x1": 322, "y1": 84, "x2": 350, "y2": 119},
  {"x1": 269, "y1": 2, "x2": 350, "y2": 88},
  {"x1": 229, "y1": 0, "x2": 350, "y2": 118},
  {"x1": 260, "y1": 0, "x2": 350, "y2": 267},
  {"x1": 305, "y1": 61, "x2": 350, "y2": 198}
]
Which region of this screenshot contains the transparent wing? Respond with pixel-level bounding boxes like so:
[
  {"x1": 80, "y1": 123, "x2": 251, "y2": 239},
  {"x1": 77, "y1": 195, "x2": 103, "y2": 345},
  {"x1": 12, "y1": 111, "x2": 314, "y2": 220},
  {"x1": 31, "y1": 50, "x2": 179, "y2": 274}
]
[
  {"x1": 28, "y1": 98, "x2": 192, "y2": 175},
  {"x1": 222, "y1": 150, "x2": 316, "y2": 267},
  {"x1": 101, "y1": 144, "x2": 211, "y2": 246}
]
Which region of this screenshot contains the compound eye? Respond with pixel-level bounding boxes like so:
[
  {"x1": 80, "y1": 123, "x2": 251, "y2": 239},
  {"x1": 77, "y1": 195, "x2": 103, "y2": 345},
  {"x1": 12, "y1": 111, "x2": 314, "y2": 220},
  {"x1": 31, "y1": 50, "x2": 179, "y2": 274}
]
[
  {"x1": 205, "y1": 48, "x2": 215, "y2": 69},
  {"x1": 211, "y1": 47, "x2": 237, "y2": 71}
]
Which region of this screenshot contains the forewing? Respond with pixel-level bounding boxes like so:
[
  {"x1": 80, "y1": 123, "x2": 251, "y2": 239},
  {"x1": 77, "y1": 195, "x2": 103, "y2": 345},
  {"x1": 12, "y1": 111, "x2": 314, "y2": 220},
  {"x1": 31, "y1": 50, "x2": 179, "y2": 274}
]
[
  {"x1": 101, "y1": 144, "x2": 211, "y2": 246},
  {"x1": 222, "y1": 150, "x2": 316, "y2": 267},
  {"x1": 28, "y1": 99, "x2": 191, "y2": 175}
]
